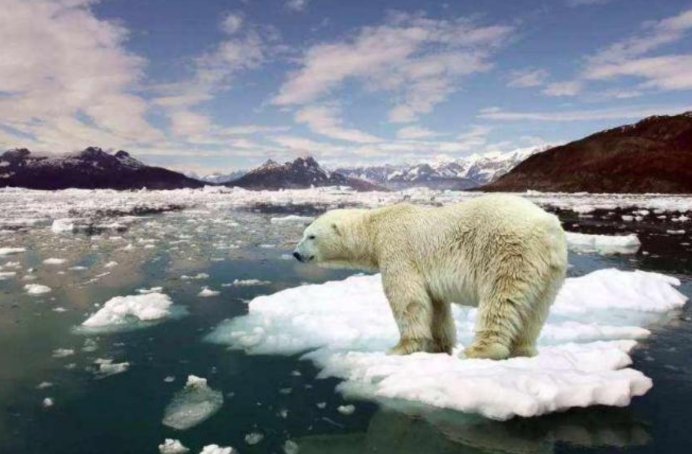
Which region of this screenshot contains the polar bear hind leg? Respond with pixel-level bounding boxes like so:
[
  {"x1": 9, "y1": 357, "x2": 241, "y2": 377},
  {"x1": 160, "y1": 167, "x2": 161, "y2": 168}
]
[{"x1": 431, "y1": 296, "x2": 456, "y2": 354}]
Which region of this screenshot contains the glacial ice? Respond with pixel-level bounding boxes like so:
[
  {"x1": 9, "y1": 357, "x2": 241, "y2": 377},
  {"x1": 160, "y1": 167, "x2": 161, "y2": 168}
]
[
  {"x1": 207, "y1": 268, "x2": 687, "y2": 420},
  {"x1": 162, "y1": 376, "x2": 224, "y2": 431},
  {"x1": 80, "y1": 292, "x2": 173, "y2": 331},
  {"x1": 566, "y1": 232, "x2": 641, "y2": 255}
]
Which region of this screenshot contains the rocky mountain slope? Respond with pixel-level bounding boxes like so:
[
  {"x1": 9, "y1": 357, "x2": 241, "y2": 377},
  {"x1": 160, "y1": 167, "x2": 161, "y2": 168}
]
[
  {"x1": 484, "y1": 112, "x2": 692, "y2": 193},
  {"x1": 0, "y1": 147, "x2": 204, "y2": 190},
  {"x1": 228, "y1": 157, "x2": 382, "y2": 191}
]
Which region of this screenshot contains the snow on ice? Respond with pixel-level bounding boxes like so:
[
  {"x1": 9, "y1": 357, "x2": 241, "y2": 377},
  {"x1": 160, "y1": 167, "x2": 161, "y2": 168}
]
[
  {"x1": 206, "y1": 269, "x2": 687, "y2": 420},
  {"x1": 159, "y1": 439, "x2": 190, "y2": 454},
  {"x1": 162, "y1": 376, "x2": 224, "y2": 431},
  {"x1": 566, "y1": 232, "x2": 641, "y2": 255},
  {"x1": 80, "y1": 292, "x2": 174, "y2": 331}
]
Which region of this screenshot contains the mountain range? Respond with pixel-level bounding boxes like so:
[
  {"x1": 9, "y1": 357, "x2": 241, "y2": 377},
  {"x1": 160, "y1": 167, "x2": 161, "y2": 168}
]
[
  {"x1": 227, "y1": 157, "x2": 382, "y2": 191},
  {"x1": 0, "y1": 147, "x2": 203, "y2": 190},
  {"x1": 485, "y1": 111, "x2": 692, "y2": 193}
]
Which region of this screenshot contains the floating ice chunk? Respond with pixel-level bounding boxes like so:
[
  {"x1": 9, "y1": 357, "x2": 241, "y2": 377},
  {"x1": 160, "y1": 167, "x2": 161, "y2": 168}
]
[
  {"x1": 270, "y1": 215, "x2": 315, "y2": 224},
  {"x1": 104, "y1": 261, "x2": 119, "y2": 268},
  {"x1": 37, "y1": 382, "x2": 53, "y2": 389},
  {"x1": 283, "y1": 440, "x2": 299, "y2": 454},
  {"x1": 207, "y1": 269, "x2": 687, "y2": 420},
  {"x1": 51, "y1": 218, "x2": 75, "y2": 233},
  {"x1": 230, "y1": 279, "x2": 271, "y2": 286},
  {"x1": 337, "y1": 404, "x2": 356, "y2": 415},
  {"x1": 95, "y1": 358, "x2": 130, "y2": 377},
  {"x1": 667, "y1": 230, "x2": 685, "y2": 235},
  {"x1": 43, "y1": 258, "x2": 67, "y2": 265},
  {"x1": 24, "y1": 284, "x2": 51, "y2": 295},
  {"x1": 199, "y1": 445, "x2": 234, "y2": 454},
  {"x1": 159, "y1": 439, "x2": 189, "y2": 454},
  {"x1": 52, "y1": 348, "x2": 74, "y2": 358},
  {"x1": 81, "y1": 293, "x2": 173, "y2": 330},
  {"x1": 138, "y1": 286, "x2": 163, "y2": 294},
  {"x1": 566, "y1": 232, "x2": 641, "y2": 255},
  {"x1": 0, "y1": 271, "x2": 16, "y2": 280},
  {"x1": 199, "y1": 287, "x2": 220, "y2": 297},
  {"x1": 181, "y1": 273, "x2": 209, "y2": 280},
  {"x1": 0, "y1": 247, "x2": 25, "y2": 256},
  {"x1": 162, "y1": 376, "x2": 224, "y2": 431},
  {"x1": 42, "y1": 398, "x2": 54, "y2": 408},
  {"x1": 244, "y1": 432, "x2": 264, "y2": 445},
  {"x1": 69, "y1": 266, "x2": 88, "y2": 271}
]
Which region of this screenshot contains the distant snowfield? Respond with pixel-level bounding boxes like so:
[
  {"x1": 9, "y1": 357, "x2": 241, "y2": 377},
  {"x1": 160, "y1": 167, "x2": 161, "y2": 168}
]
[{"x1": 207, "y1": 269, "x2": 687, "y2": 420}]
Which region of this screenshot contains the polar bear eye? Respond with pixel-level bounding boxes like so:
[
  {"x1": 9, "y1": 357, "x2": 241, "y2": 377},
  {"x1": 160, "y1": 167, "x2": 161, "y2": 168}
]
[{"x1": 308, "y1": 234, "x2": 316, "y2": 240}]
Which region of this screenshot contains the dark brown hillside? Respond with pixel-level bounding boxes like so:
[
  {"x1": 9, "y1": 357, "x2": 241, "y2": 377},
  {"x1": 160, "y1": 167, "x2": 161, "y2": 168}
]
[{"x1": 483, "y1": 112, "x2": 692, "y2": 193}]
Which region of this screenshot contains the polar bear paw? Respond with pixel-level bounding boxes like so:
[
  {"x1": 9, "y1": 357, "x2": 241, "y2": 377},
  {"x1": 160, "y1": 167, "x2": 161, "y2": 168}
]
[
  {"x1": 387, "y1": 338, "x2": 436, "y2": 355},
  {"x1": 463, "y1": 342, "x2": 511, "y2": 360}
]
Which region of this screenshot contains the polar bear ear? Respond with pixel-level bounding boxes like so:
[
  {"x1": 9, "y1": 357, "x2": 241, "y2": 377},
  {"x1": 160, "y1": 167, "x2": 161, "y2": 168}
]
[{"x1": 331, "y1": 223, "x2": 341, "y2": 236}]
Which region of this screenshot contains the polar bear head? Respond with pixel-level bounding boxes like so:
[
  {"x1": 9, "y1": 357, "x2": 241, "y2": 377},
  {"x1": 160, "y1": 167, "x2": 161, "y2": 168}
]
[{"x1": 293, "y1": 209, "x2": 371, "y2": 268}]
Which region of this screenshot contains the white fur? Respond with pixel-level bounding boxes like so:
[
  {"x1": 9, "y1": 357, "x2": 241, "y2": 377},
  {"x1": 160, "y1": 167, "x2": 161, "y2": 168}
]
[{"x1": 294, "y1": 194, "x2": 568, "y2": 360}]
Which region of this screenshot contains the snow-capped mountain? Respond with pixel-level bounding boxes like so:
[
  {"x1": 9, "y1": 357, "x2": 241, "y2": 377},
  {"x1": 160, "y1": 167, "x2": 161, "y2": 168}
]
[
  {"x1": 335, "y1": 145, "x2": 552, "y2": 190},
  {"x1": 0, "y1": 147, "x2": 204, "y2": 190},
  {"x1": 229, "y1": 157, "x2": 382, "y2": 191},
  {"x1": 196, "y1": 170, "x2": 246, "y2": 184}
]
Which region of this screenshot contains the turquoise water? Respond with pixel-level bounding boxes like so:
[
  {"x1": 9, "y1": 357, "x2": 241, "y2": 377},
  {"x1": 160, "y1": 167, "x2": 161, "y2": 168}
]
[{"x1": 0, "y1": 206, "x2": 691, "y2": 453}]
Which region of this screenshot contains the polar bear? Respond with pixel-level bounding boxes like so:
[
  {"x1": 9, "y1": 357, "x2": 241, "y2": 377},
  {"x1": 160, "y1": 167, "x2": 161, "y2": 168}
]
[{"x1": 293, "y1": 194, "x2": 568, "y2": 360}]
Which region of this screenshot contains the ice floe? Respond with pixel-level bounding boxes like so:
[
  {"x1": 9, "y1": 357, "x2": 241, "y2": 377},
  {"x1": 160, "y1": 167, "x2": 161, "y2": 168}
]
[
  {"x1": 199, "y1": 445, "x2": 234, "y2": 454},
  {"x1": 51, "y1": 218, "x2": 75, "y2": 233},
  {"x1": 43, "y1": 257, "x2": 67, "y2": 265},
  {"x1": 94, "y1": 359, "x2": 130, "y2": 377},
  {"x1": 80, "y1": 292, "x2": 174, "y2": 332},
  {"x1": 565, "y1": 232, "x2": 641, "y2": 255},
  {"x1": 159, "y1": 439, "x2": 190, "y2": 454},
  {"x1": 198, "y1": 287, "x2": 220, "y2": 297},
  {"x1": 229, "y1": 279, "x2": 271, "y2": 286},
  {"x1": 207, "y1": 268, "x2": 687, "y2": 420},
  {"x1": 162, "y1": 375, "x2": 224, "y2": 431},
  {"x1": 0, "y1": 247, "x2": 25, "y2": 256},
  {"x1": 270, "y1": 215, "x2": 316, "y2": 224},
  {"x1": 24, "y1": 284, "x2": 51, "y2": 295}
]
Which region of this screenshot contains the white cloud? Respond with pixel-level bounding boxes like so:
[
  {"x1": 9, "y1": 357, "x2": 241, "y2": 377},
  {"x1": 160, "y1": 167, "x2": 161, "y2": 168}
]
[
  {"x1": 221, "y1": 12, "x2": 244, "y2": 35},
  {"x1": 396, "y1": 126, "x2": 438, "y2": 140},
  {"x1": 506, "y1": 68, "x2": 549, "y2": 88},
  {"x1": 0, "y1": 0, "x2": 162, "y2": 152},
  {"x1": 295, "y1": 105, "x2": 382, "y2": 143},
  {"x1": 542, "y1": 80, "x2": 583, "y2": 96},
  {"x1": 583, "y1": 7, "x2": 692, "y2": 91},
  {"x1": 567, "y1": 0, "x2": 614, "y2": 6},
  {"x1": 286, "y1": 0, "x2": 309, "y2": 12},
  {"x1": 153, "y1": 16, "x2": 270, "y2": 139},
  {"x1": 478, "y1": 105, "x2": 691, "y2": 122},
  {"x1": 273, "y1": 13, "x2": 513, "y2": 123}
]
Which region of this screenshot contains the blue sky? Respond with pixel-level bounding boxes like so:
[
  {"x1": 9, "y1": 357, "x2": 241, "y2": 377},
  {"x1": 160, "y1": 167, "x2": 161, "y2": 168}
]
[{"x1": 0, "y1": 0, "x2": 691, "y2": 174}]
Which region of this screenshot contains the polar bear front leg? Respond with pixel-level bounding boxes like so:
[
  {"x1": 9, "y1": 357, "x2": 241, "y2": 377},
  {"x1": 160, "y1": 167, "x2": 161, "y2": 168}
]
[{"x1": 382, "y1": 270, "x2": 435, "y2": 355}]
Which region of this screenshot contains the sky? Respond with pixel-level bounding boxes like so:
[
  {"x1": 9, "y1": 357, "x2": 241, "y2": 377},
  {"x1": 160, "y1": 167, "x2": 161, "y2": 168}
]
[{"x1": 0, "y1": 0, "x2": 691, "y2": 175}]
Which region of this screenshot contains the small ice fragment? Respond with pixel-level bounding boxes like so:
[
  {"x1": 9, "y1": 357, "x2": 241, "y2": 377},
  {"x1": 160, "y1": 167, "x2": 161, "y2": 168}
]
[
  {"x1": 231, "y1": 279, "x2": 270, "y2": 286},
  {"x1": 159, "y1": 439, "x2": 190, "y2": 454},
  {"x1": 284, "y1": 440, "x2": 299, "y2": 454},
  {"x1": 51, "y1": 218, "x2": 75, "y2": 233},
  {"x1": 199, "y1": 445, "x2": 234, "y2": 454},
  {"x1": 270, "y1": 215, "x2": 315, "y2": 224},
  {"x1": 104, "y1": 261, "x2": 119, "y2": 268},
  {"x1": 95, "y1": 359, "x2": 130, "y2": 377},
  {"x1": 42, "y1": 398, "x2": 54, "y2": 408},
  {"x1": 81, "y1": 293, "x2": 173, "y2": 328},
  {"x1": 164, "y1": 376, "x2": 176, "y2": 383},
  {"x1": 0, "y1": 247, "x2": 26, "y2": 256},
  {"x1": 337, "y1": 404, "x2": 355, "y2": 415},
  {"x1": 53, "y1": 307, "x2": 68, "y2": 313},
  {"x1": 316, "y1": 402, "x2": 326, "y2": 409},
  {"x1": 0, "y1": 271, "x2": 16, "y2": 280},
  {"x1": 138, "y1": 286, "x2": 163, "y2": 294},
  {"x1": 244, "y1": 432, "x2": 264, "y2": 445},
  {"x1": 667, "y1": 230, "x2": 685, "y2": 235},
  {"x1": 37, "y1": 382, "x2": 53, "y2": 389},
  {"x1": 24, "y1": 284, "x2": 51, "y2": 295},
  {"x1": 198, "y1": 287, "x2": 220, "y2": 297},
  {"x1": 565, "y1": 232, "x2": 640, "y2": 255},
  {"x1": 52, "y1": 348, "x2": 75, "y2": 358},
  {"x1": 43, "y1": 258, "x2": 66, "y2": 265},
  {"x1": 162, "y1": 376, "x2": 224, "y2": 430}
]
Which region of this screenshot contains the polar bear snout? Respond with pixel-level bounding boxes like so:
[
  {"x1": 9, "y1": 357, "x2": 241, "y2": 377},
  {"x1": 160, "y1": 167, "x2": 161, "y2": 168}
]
[{"x1": 292, "y1": 243, "x2": 315, "y2": 263}]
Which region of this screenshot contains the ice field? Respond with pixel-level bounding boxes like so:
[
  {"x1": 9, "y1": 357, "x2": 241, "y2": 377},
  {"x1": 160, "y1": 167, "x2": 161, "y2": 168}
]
[{"x1": 0, "y1": 186, "x2": 691, "y2": 453}]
